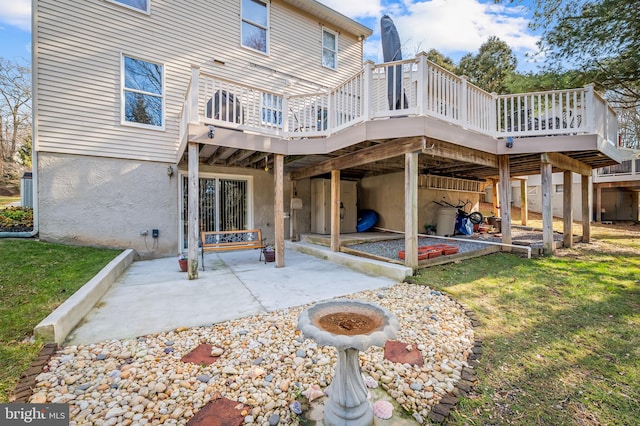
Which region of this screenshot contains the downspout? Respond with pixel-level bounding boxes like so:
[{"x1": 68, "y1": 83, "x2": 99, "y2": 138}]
[
  {"x1": 0, "y1": 0, "x2": 38, "y2": 239},
  {"x1": 373, "y1": 227, "x2": 532, "y2": 259}
]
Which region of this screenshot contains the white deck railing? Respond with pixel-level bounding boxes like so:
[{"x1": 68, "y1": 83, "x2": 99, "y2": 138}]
[{"x1": 181, "y1": 52, "x2": 614, "y2": 144}]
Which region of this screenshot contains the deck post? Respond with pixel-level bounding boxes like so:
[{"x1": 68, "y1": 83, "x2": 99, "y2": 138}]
[
  {"x1": 363, "y1": 61, "x2": 374, "y2": 120},
  {"x1": 415, "y1": 53, "x2": 427, "y2": 116},
  {"x1": 274, "y1": 154, "x2": 285, "y2": 267},
  {"x1": 498, "y1": 155, "x2": 512, "y2": 248},
  {"x1": 460, "y1": 76, "x2": 468, "y2": 127},
  {"x1": 541, "y1": 160, "x2": 554, "y2": 255},
  {"x1": 405, "y1": 152, "x2": 419, "y2": 269},
  {"x1": 491, "y1": 178, "x2": 499, "y2": 217},
  {"x1": 595, "y1": 185, "x2": 602, "y2": 222},
  {"x1": 520, "y1": 178, "x2": 528, "y2": 226},
  {"x1": 190, "y1": 66, "x2": 199, "y2": 123},
  {"x1": 331, "y1": 170, "x2": 341, "y2": 252},
  {"x1": 290, "y1": 180, "x2": 298, "y2": 242},
  {"x1": 563, "y1": 170, "x2": 574, "y2": 248},
  {"x1": 187, "y1": 142, "x2": 199, "y2": 279},
  {"x1": 582, "y1": 175, "x2": 591, "y2": 243}
]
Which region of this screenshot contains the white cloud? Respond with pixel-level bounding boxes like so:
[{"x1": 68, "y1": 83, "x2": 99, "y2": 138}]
[
  {"x1": 0, "y1": 0, "x2": 31, "y2": 31},
  {"x1": 317, "y1": 0, "x2": 383, "y2": 18},
  {"x1": 355, "y1": 0, "x2": 541, "y2": 68}
]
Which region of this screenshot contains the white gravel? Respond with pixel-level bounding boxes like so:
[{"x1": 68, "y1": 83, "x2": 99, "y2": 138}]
[{"x1": 30, "y1": 283, "x2": 475, "y2": 425}]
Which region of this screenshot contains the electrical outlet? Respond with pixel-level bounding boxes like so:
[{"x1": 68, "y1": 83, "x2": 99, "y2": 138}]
[
  {"x1": 140, "y1": 230, "x2": 148, "y2": 236},
  {"x1": 152, "y1": 229, "x2": 159, "y2": 238}
]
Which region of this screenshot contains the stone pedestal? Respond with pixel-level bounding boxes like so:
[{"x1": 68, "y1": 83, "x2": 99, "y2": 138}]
[{"x1": 324, "y1": 348, "x2": 373, "y2": 425}]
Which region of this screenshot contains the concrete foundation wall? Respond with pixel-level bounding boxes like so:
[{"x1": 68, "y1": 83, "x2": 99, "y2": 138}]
[
  {"x1": 38, "y1": 153, "x2": 288, "y2": 257},
  {"x1": 359, "y1": 172, "x2": 480, "y2": 233},
  {"x1": 38, "y1": 153, "x2": 179, "y2": 257}
]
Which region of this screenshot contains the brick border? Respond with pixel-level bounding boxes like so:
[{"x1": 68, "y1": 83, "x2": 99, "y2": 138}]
[
  {"x1": 428, "y1": 302, "x2": 482, "y2": 424},
  {"x1": 9, "y1": 343, "x2": 58, "y2": 403}
]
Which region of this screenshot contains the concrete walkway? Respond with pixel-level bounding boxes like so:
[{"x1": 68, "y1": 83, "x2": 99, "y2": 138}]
[{"x1": 65, "y1": 246, "x2": 399, "y2": 346}]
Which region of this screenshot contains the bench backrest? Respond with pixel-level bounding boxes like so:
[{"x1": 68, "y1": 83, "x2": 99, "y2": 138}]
[{"x1": 201, "y1": 229, "x2": 263, "y2": 249}]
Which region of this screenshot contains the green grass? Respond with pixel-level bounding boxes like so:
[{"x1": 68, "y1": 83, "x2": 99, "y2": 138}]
[
  {"x1": 0, "y1": 240, "x2": 119, "y2": 402},
  {"x1": 412, "y1": 241, "x2": 640, "y2": 425}
]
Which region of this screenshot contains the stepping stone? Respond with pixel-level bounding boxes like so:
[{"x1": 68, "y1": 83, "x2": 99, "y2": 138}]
[
  {"x1": 384, "y1": 340, "x2": 424, "y2": 367},
  {"x1": 180, "y1": 344, "x2": 220, "y2": 366},
  {"x1": 187, "y1": 398, "x2": 246, "y2": 426}
]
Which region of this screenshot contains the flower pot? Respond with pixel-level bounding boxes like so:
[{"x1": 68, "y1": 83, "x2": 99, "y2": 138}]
[
  {"x1": 178, "y1": 259, "x2": 188, "y2": 272},
  {"x1": 264, "y1": 250, "x2": 275, "y2": 262}
]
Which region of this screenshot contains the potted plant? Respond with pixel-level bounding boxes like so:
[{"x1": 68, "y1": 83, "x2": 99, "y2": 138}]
[
  {"x1": 178, "y1": 254, "x2": 188, "y2": 272},
  {"x1": 263, "y1": 245, "x2": 275, "y2": 263}
]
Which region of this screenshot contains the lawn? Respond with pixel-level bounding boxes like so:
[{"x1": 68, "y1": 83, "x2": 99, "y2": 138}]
[
  {"x1": 411, "y1": 223, "x2": 640, "y2": 425},
  {"x1": 0, "y1": 240, "x2": 119, "y2": 402}
]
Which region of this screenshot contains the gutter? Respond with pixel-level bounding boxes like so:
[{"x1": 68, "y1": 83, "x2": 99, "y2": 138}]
[{"x1": 373, "y1": 227, "x2": 532, "y2": 259}]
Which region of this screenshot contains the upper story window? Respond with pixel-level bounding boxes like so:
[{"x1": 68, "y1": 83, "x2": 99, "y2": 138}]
[
  {"x1": 241, "y1": 0, "x2": 269, "y2": 54},
  {"x1": 322, "y1": 28, "x2": 338, "y2": 69},
  {"x1": 108, "y1": 0, "x2": 150, "y2": 13},
  {"x1": 122, "y1": 55, "x2": 164, "y2": 129}
]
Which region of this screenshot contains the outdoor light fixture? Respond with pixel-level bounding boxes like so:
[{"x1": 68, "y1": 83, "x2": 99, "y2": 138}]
[
  {"x1": 208, "y1": 125, "x2": 215, "y2": 139},
  {"x1": 264, "y1": 156, "x2": 269, "y2": 172},
  {"x1": 167, "y1": 165, "x2": 174, "y2": 176},
  {"x1": 506, "y1": 137, "x2": 514, "y2": 148}
]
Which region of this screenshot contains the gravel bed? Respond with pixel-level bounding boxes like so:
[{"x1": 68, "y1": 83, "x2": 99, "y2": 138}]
[
  {"x1": 347, "y1": 238, "x2": 489, "y2": 260},
  {"x1": 30, "y1": 283, "x2": 475, "y2": 425}
]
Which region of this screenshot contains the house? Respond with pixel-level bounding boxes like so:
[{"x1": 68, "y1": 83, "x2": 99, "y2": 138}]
[{"x1": 33, "y1": 0, "x2": 623, "y2": 277}]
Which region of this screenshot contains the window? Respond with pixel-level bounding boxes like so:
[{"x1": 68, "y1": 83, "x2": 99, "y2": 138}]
[
  {"x1": 122, "y1": 55, "x2": 163, "y2": 128},
  {"x1": 241, "y1": 0, "x2": 268, "y2": 54},
  {"x1": 181, "y1": 176, "x2": 251, "y2": 248},
  {"x1": 109, "y1": 0, "x2": 149, "y2": 13},
  {"x1": 322, "y1": 28, "x2": 338, "y2": 69},
  {"x1": 261, "y1": 93, "x2": 282, "y2": 128},
  {"x1": 555, "y1": 184, "x2": 564, "y2": 193}
]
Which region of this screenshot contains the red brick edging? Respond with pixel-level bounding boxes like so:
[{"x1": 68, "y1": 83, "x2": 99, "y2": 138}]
[{"x1": 9, "y1": 343, "x2": 58, "y2": 403}]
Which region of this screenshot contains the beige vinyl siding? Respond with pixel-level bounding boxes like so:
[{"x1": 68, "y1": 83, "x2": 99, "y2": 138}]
[{"x1": 36, "y1": 0, "x2": 366, "y2": 162}]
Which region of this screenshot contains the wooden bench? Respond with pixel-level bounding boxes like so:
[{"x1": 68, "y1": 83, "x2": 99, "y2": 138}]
[{"x1": 201, "y1": 229, "x2": 266, "y2": 270}]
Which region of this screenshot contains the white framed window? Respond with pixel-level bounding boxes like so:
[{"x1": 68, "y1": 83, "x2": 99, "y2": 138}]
[
  {"x1": 241, "y1": 0, "x2": 269, "y2": 54},
  {"x1": 121, "y1": 55, "x2": 164, "y2": 129},
  {"x1": 108, "y1": 0, "x2": 150, "y2": 14},
  {"x1": 322, "y1": 28, "x2": 338, "y2": 69},
  {"x1": 261, "y1": 93, "x2": 282, "y2": 128}
]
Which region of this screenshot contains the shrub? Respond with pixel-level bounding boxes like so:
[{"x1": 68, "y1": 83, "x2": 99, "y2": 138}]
[{"x1": 0, "y1": 207, "x2": 34, "y2": 230}]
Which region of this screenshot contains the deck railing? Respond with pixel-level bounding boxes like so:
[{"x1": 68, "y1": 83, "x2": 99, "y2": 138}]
[{"x1": 182, "y1": 53, "x2": 614, "y2": 144}]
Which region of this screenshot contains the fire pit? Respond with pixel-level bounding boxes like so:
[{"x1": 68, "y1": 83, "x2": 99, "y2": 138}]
[{"x1": 297, "y1": 300, "x2": 399, "y2": 425}]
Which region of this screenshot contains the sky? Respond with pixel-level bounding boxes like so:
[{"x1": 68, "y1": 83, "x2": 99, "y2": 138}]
[{"x1": 0, "y1": 0, "x2": 543, "y2": 72}]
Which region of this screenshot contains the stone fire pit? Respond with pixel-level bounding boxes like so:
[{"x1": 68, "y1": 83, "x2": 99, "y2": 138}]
[{"x1": 297, "y1": 299, "x2": 399, "y2": 425}]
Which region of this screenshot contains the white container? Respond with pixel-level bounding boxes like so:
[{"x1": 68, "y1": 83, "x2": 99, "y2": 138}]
[{"x1": 436, "y1": 207, "x2": 457, "y2": 236}]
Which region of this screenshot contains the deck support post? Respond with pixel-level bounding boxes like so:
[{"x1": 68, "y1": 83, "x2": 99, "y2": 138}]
[
  {"x1": 541, "y1": 160, "x2": 554, "y2": 255},
  {"x1": 405, "y1": 152, "x2": 419, "y2": 269},
  {"x1": 563, "y1": 171, "x2": 574, "y2": 248},
  {"x1": 331, "y1": 170, "x2": 340, "y2": 252},
  {"x1": 582, "y1": 175, "x2": 591, "y2": 243},
  {"x1": 187, "y1": 142, "x2": 199, "y2": 279},
  {"x1": 290, "y1": 180, "x2": 298, "y2": 242},
  {"x1": 520, "y1": 179, "x2": 528, "y2": 226},
  {"x1": 274, "y1": 154, "x2": 285, "y2": 267},
  {"x1": 491, "y1": 178, "x2": 499, "y2": 217},
  {"x1": 498, "y1": 155, "x2": 512, "y2": 249},
  {"x1": 595, "y1": 186, "x2": 602, "y2": 222}
]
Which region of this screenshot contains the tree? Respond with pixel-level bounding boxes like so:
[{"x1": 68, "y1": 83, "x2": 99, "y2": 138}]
[
  {"x1": 527, "y1": 0, "x2": 639, "y2": 105},
  {"x1": 424, "y1": 49, "x2": 457, "y2": 73},
  {"x1": 456, "y1": 36, "x2": 517, "y2": 94},
  {"x1": 0, "y1": 58, "x2": 31, "y2": 181}
]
